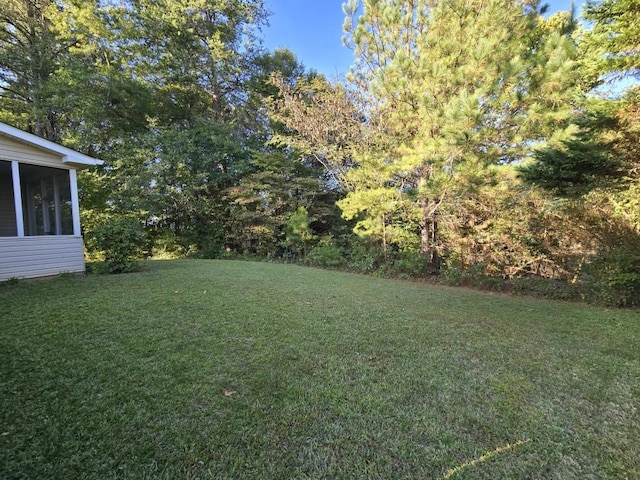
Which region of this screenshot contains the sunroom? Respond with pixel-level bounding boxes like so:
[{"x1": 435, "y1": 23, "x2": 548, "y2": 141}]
[{"x1": 0, "y1": 122, "x2": 103, "y2": 281}]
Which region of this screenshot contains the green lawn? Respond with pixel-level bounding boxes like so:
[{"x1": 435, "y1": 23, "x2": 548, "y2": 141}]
[{"x1": 1, "y1": 260, "x2": 638, "y2": 479}]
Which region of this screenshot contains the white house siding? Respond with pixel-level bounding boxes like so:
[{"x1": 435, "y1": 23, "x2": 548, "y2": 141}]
[
  {"x1": 0, "y1": 236, "x2": 85, "y2": 281},
  {"x1": 0, "y1": 135, "x2": 67, "y2": 168}
]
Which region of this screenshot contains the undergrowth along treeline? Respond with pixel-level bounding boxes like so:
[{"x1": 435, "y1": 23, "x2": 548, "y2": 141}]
[{"x1": 1, "y1": 0, "x2": 638, "y2": 306}]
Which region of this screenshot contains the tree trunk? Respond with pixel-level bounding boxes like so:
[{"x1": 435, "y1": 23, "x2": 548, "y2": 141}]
[
  {"x1": 421, "y1": 198, "x2": 440, "y2": 270},
  {"x1": 382, "y1": 213, "x2": 388, "y2": 260},
  {"x1": 431, "y1": 210, "x2": 440, "y2": 268},
  {"x1": 421, "y1": 200, "x2": 430, "y2": 255}
]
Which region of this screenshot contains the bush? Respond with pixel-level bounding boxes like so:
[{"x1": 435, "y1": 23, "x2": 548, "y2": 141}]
[
  {"x1": 194, "y1": 236, "x2": 225, "y2": 259},
  {"x1": 346, "y1": 242, "x2": 382, "y2": 273},
  {"x1": 389, "y1": 251, "x2": 434, "y2": 278},
  {"x1": 507, "y1": 276, "x2": 578, "y2": 301},
  {"x1": 304, "y1": 236, "x2": 381, "y2": 273},
  {"x1": 441, "y1": 261, "x2": 485, "y2": 286},
  {"x1": 582, "y1": 248, "x2": 640, "y2": 307},
  {"x1": 151, "y1": 232, "x2": 185, "y2": 259},
  {"x1": 94, "y1": 216, "x2": 148, "y2": 273},
  {"x1": 307, "y1": 238, "x2": 345, "y2": 267}
]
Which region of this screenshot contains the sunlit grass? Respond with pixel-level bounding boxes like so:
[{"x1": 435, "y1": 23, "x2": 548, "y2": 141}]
[{"x1": 1, "y1": 259, "x2": 638, "y2": 479}]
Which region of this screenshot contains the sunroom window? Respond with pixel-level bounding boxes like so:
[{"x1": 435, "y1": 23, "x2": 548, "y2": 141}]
[
  {"x1": 19, "y1": 164, "x2": 74, "y2": 236},
  {"x1": 0, "y1": 160, "x2": 17, "y2": 236},
  {"x1": 1, "y1": 160, "x2": 78, "y2": 237}
]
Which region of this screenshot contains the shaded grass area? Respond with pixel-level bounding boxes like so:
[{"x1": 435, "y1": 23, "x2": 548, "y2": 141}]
[{"x1": 1, "y1": 259, "x2": 639, "y2": 479}]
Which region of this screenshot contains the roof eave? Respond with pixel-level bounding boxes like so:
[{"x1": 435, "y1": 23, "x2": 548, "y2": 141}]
[
  {"x1": 62, "y1": 155, "x2": 104, "y2": 168},
  {"x1": 0, "y1": 122, "x2": 105, "y2": 168}
]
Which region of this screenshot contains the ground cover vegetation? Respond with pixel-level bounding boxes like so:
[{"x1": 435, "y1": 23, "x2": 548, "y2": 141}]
[
  {"x1": 0, "y1": 0, "x2": 638, "y2": 306},
  {"x1": 1, "y1": 260, "x2": 639, "y2": 478}
]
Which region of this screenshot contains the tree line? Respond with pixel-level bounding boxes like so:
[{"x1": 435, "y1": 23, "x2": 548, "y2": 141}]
[{"x1": 1, "y1": 0, "x2": 638, "y2": 306}]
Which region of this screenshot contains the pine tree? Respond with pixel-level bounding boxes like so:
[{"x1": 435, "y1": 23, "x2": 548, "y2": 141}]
[
  {"x1": 521, "y1": 0, "x2": 639, "y2": 200},
  {"x1": 580, "y1": 0, "x2": 640, "y2": 86},
  {"x1": 340, "y1": 0, "x2": 580, "y2": 264}
]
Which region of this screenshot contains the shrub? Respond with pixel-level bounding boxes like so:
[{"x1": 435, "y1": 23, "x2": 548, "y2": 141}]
[
  {"x1": 389, "y1": 251, "x2": 434, "y2": 278},
  {"x1": 284, "y1": 207, "x2": 315, "y2": 258},
  {"x1": 151, "y1": 232, "x2": 185, "y2": 259},
  {"x1": 507, "y1": 276, "x2": 578, "y2": 301},
  {"x1": 582, "y1": 248, "x2": 640, "y2": 307},
  {"x1": 440, "y1": 261, "x2": 487, "y2": 286},
  {"x1": 195, "y1": 236, "x2": 225, "y2": 259},
  {"x1": 307, "y1": 238, "x2": 345, "y2": 267},
  {"x1": 94, "y1": 216, "x2": 148, "y2": 273},
  {"x1": 346, "y1": 241, "x2": 382, "y2": 273}
]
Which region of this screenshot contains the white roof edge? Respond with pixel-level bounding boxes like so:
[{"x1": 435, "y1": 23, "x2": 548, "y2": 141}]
[{"x1": 0, "y1": 121, "x2": 104, "y2": 167}]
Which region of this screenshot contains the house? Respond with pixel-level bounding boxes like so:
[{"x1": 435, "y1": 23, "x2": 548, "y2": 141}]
[{"x1": 0, "y1": 122, "x2": 103, "y2": 281}]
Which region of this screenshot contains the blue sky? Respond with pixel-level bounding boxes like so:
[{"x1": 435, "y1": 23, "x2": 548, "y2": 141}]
[{"x1": 262, "y1": 0, "x2": 587, "y2": 78}]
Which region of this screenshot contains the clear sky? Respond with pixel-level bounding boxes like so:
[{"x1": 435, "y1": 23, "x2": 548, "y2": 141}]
[{"x1": 261, "y1": 0, "x2": 587, "y2": 79}]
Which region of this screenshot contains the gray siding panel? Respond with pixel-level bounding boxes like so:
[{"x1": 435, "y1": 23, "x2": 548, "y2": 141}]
[{"x1": 0, "y1": 236, "x2": 85, "y2": 281}]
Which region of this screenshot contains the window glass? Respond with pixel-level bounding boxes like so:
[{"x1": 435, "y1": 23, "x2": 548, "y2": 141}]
[{"x1": 19, "y1": 164, "x2": 73, "y2": 236}]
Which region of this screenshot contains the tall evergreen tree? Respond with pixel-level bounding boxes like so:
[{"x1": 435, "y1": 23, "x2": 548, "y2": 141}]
[
  {"x1": 580, "y1": 0, "x2": 640, "y2": 86},
  {"x1": 340, "y1": 0, "x2": 580, "y2": 264},
  {"x1": 521, "y1": 0, "x2": 639, "y2": 200}
]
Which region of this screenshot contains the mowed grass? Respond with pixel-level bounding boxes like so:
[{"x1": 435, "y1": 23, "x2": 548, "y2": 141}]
[{"x1": 1, "y1": 260, "x2": 639, "y2": 479}]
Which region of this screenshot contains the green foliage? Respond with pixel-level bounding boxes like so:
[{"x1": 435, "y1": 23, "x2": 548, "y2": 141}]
[
  {"x1": 284, "y1": 206, "x2": 315, "y2": 257},
  {"x1": 518, "y1": 129, "x2": 623, "y2": 196},
  {"x1": 0, "y1": 0, "x2": 281, "y2": 260},
  {"x1": 93, "y1": 216, "x2": 148, "y2": 273},
  {"x1": 580, "y1": 0, "x2": 640, "y2": 85},
  {"x1": 0, "y1": 0, "x2": 153, "y2": 142},
  {"x1": 583, "y1": 248, "x2": 640, "y2": 307},
  {"x1": 306, "y1": 237, "x2": 345, "y2": 268},
  {"x1": 186, "y1": 236, "x2": 227, "y2": 260},
  {"x1": 3, "y1": 0, "x2": 639, "y2": 303},
  {"x1": 507, "y1": 276, "x2": 579, "y2": 300},
  {"x1": 386, "y1": 251, "x2": 434, "y2": 278},
  {"x1": 224, "y1": 149, "x2": 336, "y2": 258},
  {"x1": 141, "y1": 121, "x2": 247, "y2": 250},
  {"x1": 345, "y1": 239, "x2": 383, "y2": 273},
  {"x1": 341, "y1": 0, "x2": 581, "y2": 259},
  {"x1": 149, "y1": 232, "x2": 186, "y2": 259},
  {"x1": 305, "y1": 235, "x2": 382, "y2": 273},
  {"x1": 518, "y1": 92, "x2": 638, "y2": 197},
  {"x1": 440, "y1": 263, "x2": 505, "y2": 291}
]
